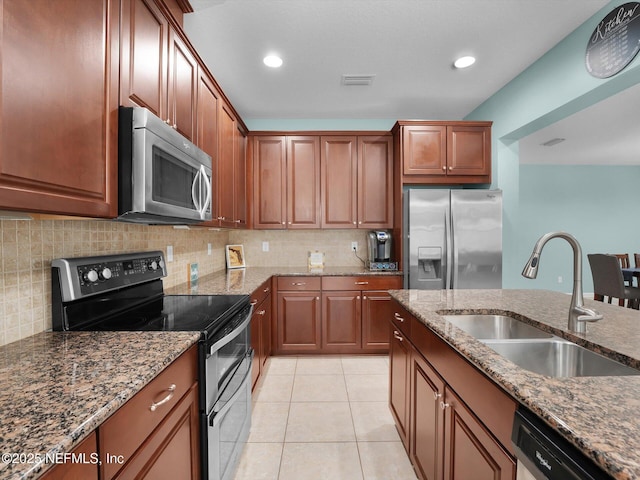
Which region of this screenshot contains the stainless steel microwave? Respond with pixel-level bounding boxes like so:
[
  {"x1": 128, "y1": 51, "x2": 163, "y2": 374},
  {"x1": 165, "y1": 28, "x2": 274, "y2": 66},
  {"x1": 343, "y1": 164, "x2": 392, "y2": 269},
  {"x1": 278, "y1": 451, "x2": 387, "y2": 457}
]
[{"x1": 118, "y1": 106, "x2": 212, "y2": 225}]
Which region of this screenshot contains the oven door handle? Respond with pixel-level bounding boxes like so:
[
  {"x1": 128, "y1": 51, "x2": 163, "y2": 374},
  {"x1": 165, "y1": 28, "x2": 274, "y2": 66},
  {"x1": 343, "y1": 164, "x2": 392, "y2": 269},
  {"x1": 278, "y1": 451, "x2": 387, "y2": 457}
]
[
  {"x1": 209, "y1": 350, "x2": 253, "y2": 428},
  {"x1": 208, "y1": 305, "x2": 254, "y2": 356}
]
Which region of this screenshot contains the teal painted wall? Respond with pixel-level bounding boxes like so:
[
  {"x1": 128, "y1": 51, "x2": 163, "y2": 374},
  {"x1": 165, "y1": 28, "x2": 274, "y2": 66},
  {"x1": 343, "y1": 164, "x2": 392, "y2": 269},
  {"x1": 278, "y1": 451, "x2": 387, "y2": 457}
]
[{"x1": 466, "y1": 0, "x2": 640, "y2": 293}]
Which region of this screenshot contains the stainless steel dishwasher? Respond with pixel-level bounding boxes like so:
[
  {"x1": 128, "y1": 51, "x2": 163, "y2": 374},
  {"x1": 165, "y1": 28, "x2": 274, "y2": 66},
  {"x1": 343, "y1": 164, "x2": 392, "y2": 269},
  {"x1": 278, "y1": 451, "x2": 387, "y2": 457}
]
[{"x1": 512, "y1": 407, "x2": 613, "y2": 480}]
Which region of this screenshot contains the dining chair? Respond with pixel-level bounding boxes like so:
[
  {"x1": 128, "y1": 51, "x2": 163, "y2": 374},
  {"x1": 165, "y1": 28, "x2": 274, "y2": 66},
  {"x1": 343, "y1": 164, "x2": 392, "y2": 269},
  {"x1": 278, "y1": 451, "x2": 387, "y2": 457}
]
[
  {"x1": 612, "y1": 253, "x2": 632, "y2": 286},
  {"x1": 635, "y1": 253, "x2": 640, "y2": 268},
  {"x1": 588, "y1": 254, "x2": 640, "y2": 309}
]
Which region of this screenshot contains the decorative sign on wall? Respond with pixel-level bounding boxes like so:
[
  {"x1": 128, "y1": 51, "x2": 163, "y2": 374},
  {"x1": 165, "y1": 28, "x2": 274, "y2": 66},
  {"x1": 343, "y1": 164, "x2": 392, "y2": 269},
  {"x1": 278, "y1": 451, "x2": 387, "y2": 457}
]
[{"x1": 585, "y1": 2, "x2": 640, "y2": 78}]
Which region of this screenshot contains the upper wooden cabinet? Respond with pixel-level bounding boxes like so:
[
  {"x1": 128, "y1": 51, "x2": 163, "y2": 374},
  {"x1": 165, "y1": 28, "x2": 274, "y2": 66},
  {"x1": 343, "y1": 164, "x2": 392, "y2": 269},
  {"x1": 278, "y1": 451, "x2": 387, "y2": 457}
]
[
  {"x1": 393, "y1": 121, "x2": 492, "y2": 184},
  {"x1": 0, "y1": 0, "x2": 119, "y2": 217},
  {"x1": 120, "y1": 0, "x2": 197, "y2": 142},
  {"x1": 321, "y1": 135, "x2": 393, "y2": 229},
  {"x1": 251, "y1": 135, "x2": 321, "y2": 229}
]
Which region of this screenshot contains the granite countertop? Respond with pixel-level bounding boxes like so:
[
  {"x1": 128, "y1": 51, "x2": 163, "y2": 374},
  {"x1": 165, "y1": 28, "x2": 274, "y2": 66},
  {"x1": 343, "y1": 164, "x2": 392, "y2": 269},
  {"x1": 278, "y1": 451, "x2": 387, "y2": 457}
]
[
  {"x1": 389, "y1": 289, "x2": 640, "y2": 480},
  {"x1": 0, "y1": 331, "x2": 200, "y2": 480},
  {"x1": 165, "y1": 266, "x2": 403, "y2": 296}
]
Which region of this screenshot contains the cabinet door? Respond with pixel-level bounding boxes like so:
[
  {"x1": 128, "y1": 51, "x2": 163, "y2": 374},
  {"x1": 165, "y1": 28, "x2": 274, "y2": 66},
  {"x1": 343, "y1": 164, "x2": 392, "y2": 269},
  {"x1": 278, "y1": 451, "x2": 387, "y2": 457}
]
[
  {"x1": 321, "y1": 136, "x2": 358, "y2": 228},
  {"x1": 321, "y1": 291, "x2": 361, "y2": 351},
  {"x1": 446, "y1": 125, "x2": 491, "y2": 177},
  {"x1": 287, "y1": 136, "x2": 321, "y2": 229},
  {"x1": 362, "y1": 290, "x2": 394, "y2": 351},
  {"x1": 168, "y1": 29, "x2": 198, "y2": 142},
  {"x1": 195, "y1": 71, "x2": 220, "y2": 226},
  {"x1": 41, "y1": 432, "x2": 99, "y2": 480},
  {"x1": 253, "y1": 136, "x2": 287, "y2": 229},
  {"x1": 443, "y1": 388, "x2": 516, "y2": 480},
  {"x1": 0, "y1": 0, "x2": 118, "y2": 217},
  {"x1": 120, "y1": 0, "x2": 168, "y2": 118},
  {"x1": 402, "y1": 125, "x2": 447, "y2": 176},
  {"x1": 218, "y1": 102, "x2": 236, "y2": 228},
  {"x1": 234, "y1": 126, "x2": 248, "y2": 228},
  {"x1": 411, "y1": 352, "x2": 446, "y2": 480},
  {"x1": 358, "y1": 136, "x2": 393, "y2": 228},
  {"x1": 389, "y1": 325, "x2": 411, "y2": 450},
  {"x1": 277, "y1": 292, "x2": 321, "y2": 352}
]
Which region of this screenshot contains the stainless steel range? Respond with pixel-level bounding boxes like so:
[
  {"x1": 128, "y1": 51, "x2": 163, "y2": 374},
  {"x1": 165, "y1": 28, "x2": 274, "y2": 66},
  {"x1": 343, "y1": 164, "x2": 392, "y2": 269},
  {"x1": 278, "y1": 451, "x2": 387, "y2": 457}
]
[{"x1": 51, "y1": 251, "x2": 253, "y2": 480}]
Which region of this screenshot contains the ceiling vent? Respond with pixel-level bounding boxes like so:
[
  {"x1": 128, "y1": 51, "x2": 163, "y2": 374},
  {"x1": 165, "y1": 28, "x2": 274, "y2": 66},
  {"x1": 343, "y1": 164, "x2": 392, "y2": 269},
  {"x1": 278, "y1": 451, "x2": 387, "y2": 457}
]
[
  {"x1": 341, "y1": 74, "x2": 376, "y2": 86},
  {"x1": 540, "y1": 138, "x2": 566, "y2": 147}
]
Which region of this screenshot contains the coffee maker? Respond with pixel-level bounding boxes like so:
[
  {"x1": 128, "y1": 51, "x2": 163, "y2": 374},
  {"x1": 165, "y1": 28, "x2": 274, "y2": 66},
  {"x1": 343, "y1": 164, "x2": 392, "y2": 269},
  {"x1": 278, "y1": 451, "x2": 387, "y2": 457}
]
[{"x1": 367, "y1": 230, "x2": 397, "y2": 270}]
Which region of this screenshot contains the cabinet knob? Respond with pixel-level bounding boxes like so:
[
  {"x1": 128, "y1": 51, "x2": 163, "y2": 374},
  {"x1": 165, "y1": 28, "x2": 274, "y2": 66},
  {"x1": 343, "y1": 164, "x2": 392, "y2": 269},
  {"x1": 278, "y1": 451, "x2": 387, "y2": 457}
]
[
  {"x1": 442, "y1": 166, "x2": 446, "y2": 171},
  {"x1": 356, "y1": 295, "x2": 360, "y2": 300},
  {"x1": 353, "y1": 221, "x2": 356, "y2": 225},
  {"x1": 363, "y1": 295, "x2": 367, "y2": 300},
  {"x1": 448, "y1": 166, "x2": 453, "y2": 171},
  {"x1": 257, "y1": 309, "x2": 266, "y2": 315},
  {"x1": 394, "y1": 312, "x2": 405, "y2": 322},
  {"x1": 358, "y1": 221, "x2": 362, "y2": 225},
  {"x1": 282, "y1": 222, "x2": 286, "y2": 225},
  {"x1": 393, "y1": 331, "x2": 403, "y2": 342},
  {"x1": 235, "y1": 219, "x2": 241, "y2": 223},
  {"x1": 218, "y1": 216, "x2": 225, "y2": 220}
]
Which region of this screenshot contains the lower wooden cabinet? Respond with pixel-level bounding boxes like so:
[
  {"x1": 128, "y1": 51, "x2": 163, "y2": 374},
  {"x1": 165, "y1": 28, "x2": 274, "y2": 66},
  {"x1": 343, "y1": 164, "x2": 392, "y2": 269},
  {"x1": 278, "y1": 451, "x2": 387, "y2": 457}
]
[
  {"x1": 251, "y1": 278, "x2": 273, "y2": 390},
  {"x1": 390, "y1": 300, "x2": 516, "y2": 480},
  {"x1": 277, "y1": 290, "x2": 322, "y2": 352},
  {"x1": 40, "y1": 432, "x2": 99, "y2": 480},
  {"x1": 322, "y1": 290, "x2": 361, "y2": 350}
]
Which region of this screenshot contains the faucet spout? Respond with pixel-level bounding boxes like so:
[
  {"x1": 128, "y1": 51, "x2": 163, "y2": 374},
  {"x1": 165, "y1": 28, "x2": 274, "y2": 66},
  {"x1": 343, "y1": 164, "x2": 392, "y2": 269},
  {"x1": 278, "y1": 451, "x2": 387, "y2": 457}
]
[{"x1": 521, "y1": 231, "x2": 602, "y2": 333}]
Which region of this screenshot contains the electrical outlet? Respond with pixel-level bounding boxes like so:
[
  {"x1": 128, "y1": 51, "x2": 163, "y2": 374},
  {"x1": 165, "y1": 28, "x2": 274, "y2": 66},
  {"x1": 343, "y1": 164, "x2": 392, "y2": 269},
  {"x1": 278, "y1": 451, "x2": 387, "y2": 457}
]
[
  {"x1": 351, "y1": 242, "x2": 358, "y2": 251},
  {"x1": 166, "y1": 245, "x2": 173, "y2": 262},
  {"x1": 262, "y1": 241, "x2": 269, "y2": 252},
  {"x1": 207, "y1": 243, "x2": 212, "y2": 256},
  {"x1": 558, "y1": 276, "x2": 563, "y2": 284}
]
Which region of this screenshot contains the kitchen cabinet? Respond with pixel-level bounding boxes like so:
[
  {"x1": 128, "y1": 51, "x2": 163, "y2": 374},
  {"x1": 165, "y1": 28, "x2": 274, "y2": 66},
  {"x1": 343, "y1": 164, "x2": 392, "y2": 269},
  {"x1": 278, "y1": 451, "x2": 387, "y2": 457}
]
[
  {"x1": 120, "y1": 0, "x2": 197, "y2": 142},
  {"x1": 250, "y1": 278, "x2": 273, "y2": 391},
  {"x1": 321, "y1": 290, "x2": 361, "y2": 351},
  {"x1": 0, "y1": 0, "x2": 119, "y2": 218},
  {"x1": 40, "y1": 432, "x2": 99, "y2": 480},
  {"x1": 251, "y1": 135, "x2": 321, "y2": 229},
  {"x1": 98, "y1": 345, "x2": 199, "y2": 480},
  {"x1": 276, "y1": 277, "x2": 322, "y2": 353},
  {"x1": 393, "y1": 121, "x2": 491, "y2": 184},
  {"x1": 389, "y1": 299, "x2": 516, "y2": 480},
  {"x1": 321, "y1": 135, "x2": 393, "y2": 229},
  {"x1": 217, "y1": 102, "x2": 247, "y2": 228},
  {"x1": 362, "y1": 289, "x2": 396, "y2": 350}
]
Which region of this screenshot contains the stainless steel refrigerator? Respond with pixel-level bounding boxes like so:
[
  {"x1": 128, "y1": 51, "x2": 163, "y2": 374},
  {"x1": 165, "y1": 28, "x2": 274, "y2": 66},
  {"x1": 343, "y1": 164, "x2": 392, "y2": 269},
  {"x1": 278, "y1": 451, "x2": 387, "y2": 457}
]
[{"x1": 404, "y1": 189, "x2": 502, "y2": 289}]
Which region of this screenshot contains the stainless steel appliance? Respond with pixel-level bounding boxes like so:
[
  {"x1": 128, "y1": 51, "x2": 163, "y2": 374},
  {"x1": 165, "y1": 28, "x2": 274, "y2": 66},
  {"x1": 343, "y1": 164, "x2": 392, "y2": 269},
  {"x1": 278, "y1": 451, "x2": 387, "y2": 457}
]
[
  {"x1": 51, "y1": 251, "x2": 252, "y2": 480},
  {"x1": 118, "y1": 106, "x2": 213, "y2": 225},
  {"x1": 367, "y1": 230, "x2": 398, "y2": 270},
  {"x1": 405, "y1": 188, "x2": 502, "y2": 289},
  {"x1": 512, "y1": 406, "x2": 610, "y2": 479}
]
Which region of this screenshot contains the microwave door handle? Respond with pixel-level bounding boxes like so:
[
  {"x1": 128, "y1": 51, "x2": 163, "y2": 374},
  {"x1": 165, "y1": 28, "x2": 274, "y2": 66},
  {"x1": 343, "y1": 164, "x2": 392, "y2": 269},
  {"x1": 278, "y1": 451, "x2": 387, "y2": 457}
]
[
  {"x1": 199, "y1": 165, "x2": 212, "y2": 220},
  {"x1": 191, "y1": 168, "x2": 202, "y2": 212}
]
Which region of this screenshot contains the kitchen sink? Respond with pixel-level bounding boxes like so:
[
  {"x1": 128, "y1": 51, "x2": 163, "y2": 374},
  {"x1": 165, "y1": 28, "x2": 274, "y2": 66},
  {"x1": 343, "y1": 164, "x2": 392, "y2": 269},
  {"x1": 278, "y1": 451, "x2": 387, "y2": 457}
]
[
  {"x1": 442, "y1": 314, "x2": 553, "y2": 340},
  {"x1": 482, "y1": 339, "x2": 640, "y2": 377}
]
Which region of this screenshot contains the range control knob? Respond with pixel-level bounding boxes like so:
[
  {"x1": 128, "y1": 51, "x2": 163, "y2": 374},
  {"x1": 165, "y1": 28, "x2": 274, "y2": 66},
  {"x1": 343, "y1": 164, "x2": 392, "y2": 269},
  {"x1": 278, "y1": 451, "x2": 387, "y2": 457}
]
[
  {"x1": 84, "y1": 270, "x2": 99, "y2": 283},
  {"x1": 158, "y1": 259, "x2": 165, "y2": 270},
  {"x1": 99, "y1": 267, "x2": 112, "y2": 280},
  {"x1": 149, "y1": 260, "x2": 159, "y2": 271}
]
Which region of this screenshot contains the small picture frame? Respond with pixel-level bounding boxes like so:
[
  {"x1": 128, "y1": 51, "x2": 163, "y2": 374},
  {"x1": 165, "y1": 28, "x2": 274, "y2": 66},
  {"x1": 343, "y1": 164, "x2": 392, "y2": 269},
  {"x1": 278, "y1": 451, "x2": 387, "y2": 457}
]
[{"x1": 225, "y1": 244, "x2": 246, "y2": 269}]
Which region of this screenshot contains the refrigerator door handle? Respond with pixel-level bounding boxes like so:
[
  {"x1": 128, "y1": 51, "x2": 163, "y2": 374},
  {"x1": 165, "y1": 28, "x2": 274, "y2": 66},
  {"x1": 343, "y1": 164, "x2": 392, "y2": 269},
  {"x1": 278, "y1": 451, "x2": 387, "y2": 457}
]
[{"x1": 445, "y1": 203, "x2": 453, "y2": 289}]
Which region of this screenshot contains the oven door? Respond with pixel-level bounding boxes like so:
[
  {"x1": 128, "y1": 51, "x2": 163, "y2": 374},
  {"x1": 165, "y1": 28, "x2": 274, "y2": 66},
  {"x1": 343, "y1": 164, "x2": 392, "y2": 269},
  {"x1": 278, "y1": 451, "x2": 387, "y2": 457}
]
[{"x1": 207, "y1": 350, "x2": 253, "y2": 480}]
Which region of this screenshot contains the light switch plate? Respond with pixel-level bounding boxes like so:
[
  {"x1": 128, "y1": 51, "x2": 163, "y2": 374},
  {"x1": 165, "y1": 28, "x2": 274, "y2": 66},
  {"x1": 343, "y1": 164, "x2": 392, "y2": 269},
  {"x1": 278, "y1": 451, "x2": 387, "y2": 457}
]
[{"x1": 167, "y1": 245, "x2": 173, "y2": 262}]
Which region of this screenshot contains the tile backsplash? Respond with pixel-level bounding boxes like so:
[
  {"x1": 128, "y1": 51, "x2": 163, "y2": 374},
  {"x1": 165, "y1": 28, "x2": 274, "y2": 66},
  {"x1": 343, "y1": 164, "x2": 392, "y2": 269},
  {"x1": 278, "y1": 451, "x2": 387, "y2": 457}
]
[{"x1": 0, "y1": 220, "x2": 371, "y2": 347}]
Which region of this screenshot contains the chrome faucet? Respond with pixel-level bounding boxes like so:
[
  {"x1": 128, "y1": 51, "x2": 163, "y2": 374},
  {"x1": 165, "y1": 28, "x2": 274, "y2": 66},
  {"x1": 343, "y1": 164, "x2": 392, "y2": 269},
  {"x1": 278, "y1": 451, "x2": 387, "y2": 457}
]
[{"x1": 522, "y1": 231, "x2": 602, "y2": 334}]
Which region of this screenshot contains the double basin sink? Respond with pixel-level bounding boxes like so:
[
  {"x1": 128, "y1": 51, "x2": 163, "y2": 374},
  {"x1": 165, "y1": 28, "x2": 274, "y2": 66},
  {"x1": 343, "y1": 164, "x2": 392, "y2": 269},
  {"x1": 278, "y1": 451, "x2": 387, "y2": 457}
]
[{"x1": 441, "y1": 314, "x2": 639, "y2": 377}]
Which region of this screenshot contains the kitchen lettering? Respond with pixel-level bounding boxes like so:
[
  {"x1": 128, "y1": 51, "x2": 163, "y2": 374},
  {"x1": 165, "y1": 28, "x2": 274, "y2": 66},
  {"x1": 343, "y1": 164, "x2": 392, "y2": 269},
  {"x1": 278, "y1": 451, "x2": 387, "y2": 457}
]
[{"x1": 591, "y1": 4, "x2": 640, "y2": 43}]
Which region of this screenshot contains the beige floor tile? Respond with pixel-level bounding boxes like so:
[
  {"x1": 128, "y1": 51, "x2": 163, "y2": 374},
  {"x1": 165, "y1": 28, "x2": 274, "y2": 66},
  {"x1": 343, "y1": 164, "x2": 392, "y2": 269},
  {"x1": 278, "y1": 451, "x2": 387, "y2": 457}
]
[
  {"x1": 358, "y1": 441, "x2": 418, "y2": 480},
  {"x1": 350, "y1": 401, "x2": 401, "y2": 442},
  {"x1": 341, "y1": 355, "x2": 389, "y2": 374},
  {"x1": 285, "y1": 402, "x2": 355, "y2": 442},
  {"x1": 345, "y1": 374, "x2": 389, "y2": 402},
  {"x1": 248, "y1": 402, "x2": 290, "y2": 443},
  {"x1": 279, "y1": 443, "x2": 363, "y2": 480},
  {"x1": 295, "y1": 355, "x2": 344, "y2": 375},
  {"x1": 233, "y1": 442, "x2": 282, "y2": 480},
  {"x1": 265, "y1": 356, "x2": 297, "y2": 375},
  {"x1": 291, "y1": 374, "x2": 348, "y2": 402},
  {"x1": 254, "y1": 374, "x2": 294, "y2": 402}
]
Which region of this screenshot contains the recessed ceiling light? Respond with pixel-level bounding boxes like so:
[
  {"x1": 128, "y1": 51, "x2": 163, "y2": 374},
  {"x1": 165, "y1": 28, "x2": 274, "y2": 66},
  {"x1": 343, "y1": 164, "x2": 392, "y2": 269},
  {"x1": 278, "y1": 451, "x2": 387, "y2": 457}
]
[
  {"x1": 263, "y1": 55, "x2": 283, "y2": 68},
  {"x1": 454, "y1": 56, "x2": 476, "y2": 69}
]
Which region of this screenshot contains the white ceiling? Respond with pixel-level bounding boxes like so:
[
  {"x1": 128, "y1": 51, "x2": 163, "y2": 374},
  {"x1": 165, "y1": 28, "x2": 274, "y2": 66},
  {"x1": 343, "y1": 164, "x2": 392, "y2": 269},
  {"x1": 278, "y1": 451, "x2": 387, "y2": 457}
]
[
  {"x1": 184, "y1": 0, "x2": 610, "y2": 121},
  {"x1": 519, "y1": 83, "x2": 640, "y2": 165}
]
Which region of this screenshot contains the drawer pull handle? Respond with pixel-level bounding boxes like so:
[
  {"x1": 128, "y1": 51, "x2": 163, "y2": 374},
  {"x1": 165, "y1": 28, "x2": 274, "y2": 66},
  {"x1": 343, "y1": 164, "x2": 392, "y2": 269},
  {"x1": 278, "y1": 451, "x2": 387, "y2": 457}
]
[
  {"x1": 264, "y1": 287, "x2": 270, "y2": 293},
  {"x1": 355, "y1": 281, "x2": 369, "y2": 285},
  {"x1": 292, "y1": 282, "x2": 306, "y2": 286},
  {"x1": 257, "y1": 309, "x2": 266, "y2": 315},
  {"x1": 250, "y1": 300, "x2": 258, "y2": 306},
  {"x1": 150, "y1": 384, "x2": 177, "y2": 412},
  {"x1": 393, "y1": 331, "x2": 403, "y2": 342},
  {"x1": 440, "y1": 401, "x2": 450, "y2": 410},
  {"x1": 433, "y1": 392, "x2": 442, "y2": 400},
  {"x1": 394, "y1": 312, "x2": 405, "y2": 322}
]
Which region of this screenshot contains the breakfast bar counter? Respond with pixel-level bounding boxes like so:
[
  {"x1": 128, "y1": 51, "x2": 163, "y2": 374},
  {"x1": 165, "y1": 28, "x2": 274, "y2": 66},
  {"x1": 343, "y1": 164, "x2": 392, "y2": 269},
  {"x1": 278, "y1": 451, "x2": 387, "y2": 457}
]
[{"x1": 389, "y1": 288, "x2": 640, "y2": 480}]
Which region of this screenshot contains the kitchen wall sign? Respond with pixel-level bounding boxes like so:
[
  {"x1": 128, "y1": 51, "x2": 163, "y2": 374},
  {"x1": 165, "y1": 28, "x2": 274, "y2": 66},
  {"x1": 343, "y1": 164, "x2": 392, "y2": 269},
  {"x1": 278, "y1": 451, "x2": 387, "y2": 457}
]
[{"x1": 586, "y1": 2, "x2": 640, "y2": 78}]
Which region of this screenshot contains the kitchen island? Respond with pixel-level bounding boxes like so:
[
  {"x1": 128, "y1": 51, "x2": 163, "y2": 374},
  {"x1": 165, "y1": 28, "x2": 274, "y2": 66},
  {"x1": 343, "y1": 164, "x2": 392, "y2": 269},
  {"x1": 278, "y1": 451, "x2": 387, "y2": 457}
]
[{"x1": 390, "y1": 288, "x2": 640, "y2": 480}]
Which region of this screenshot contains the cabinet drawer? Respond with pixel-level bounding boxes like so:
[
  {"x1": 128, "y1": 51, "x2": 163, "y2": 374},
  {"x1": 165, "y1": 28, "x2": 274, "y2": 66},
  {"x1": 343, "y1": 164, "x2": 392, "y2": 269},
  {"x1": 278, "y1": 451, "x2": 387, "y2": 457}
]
[
  {"x1": 99, "y1": 346, "x2": 198, "y2": 479},
  {"x1": 322, "y1": 275, "x2": 402, "y2": 291},
  {"x1": 251, "y1": 278, "x2": 272, "y2": 306},
  {"x1": 277, "y1": 276, "x2": 321, "y2": 290}
]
